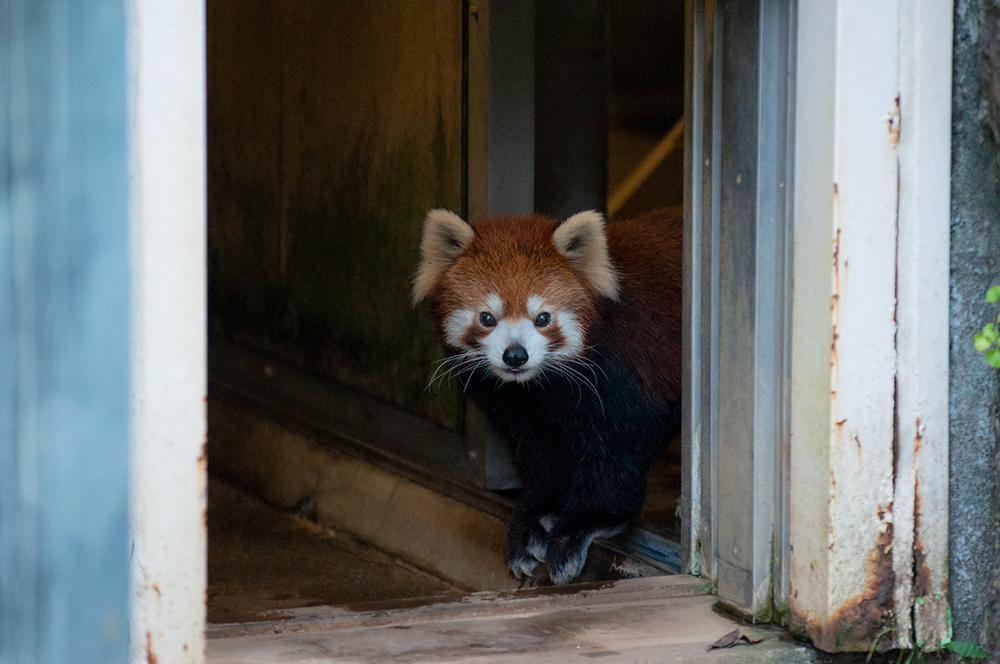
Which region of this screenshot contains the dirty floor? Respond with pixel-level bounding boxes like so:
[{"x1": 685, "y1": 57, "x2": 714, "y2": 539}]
[
  {"x1": 207, "y1": 475, "x2": 814, "y2": 663},
  {"x1": 207, "y1": 576, "x2": 815, "y2": 663},
  {"x1": 208, "y1": 477, "x2": 458, "y2": 623}
]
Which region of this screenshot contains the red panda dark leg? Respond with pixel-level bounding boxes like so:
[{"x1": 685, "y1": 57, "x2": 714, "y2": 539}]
[
  {"x1": 507, "y1": 505, "x2": 555, "y2": 579},
  {"x1": 545, "y1": 522, "x2": 627, "y2": 585}
]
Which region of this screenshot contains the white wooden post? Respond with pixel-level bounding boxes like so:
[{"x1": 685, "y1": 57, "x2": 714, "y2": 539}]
[
  {"x1": 127, "y1": 0, "x2": 207, "y2": 662},
  {"x1": 789, "y1": 0, "x2": 952, "y2": 652}
]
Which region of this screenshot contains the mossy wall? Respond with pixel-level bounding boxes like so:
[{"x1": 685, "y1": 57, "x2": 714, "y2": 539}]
[{"x1": 207, "y1": 0, "x2": 463, "y2": 428}]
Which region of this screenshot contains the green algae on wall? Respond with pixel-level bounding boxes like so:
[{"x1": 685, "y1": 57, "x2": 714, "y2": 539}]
[{"x1": 207, "y1": 0, "x2": 464, "y2": 430}]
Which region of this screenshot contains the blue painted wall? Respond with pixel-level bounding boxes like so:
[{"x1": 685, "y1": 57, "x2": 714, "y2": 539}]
[{"x1": 1, "y1": 1, "x2": 130, "y2": 662}]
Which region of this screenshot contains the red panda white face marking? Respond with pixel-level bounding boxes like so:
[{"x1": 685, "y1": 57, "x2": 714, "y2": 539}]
[
  {"x1": 414, "y1": 209, "x2": 616, "y2": 385},
  {"x1": 442, "y1": 291, "x2": 583, "y2": 383}
]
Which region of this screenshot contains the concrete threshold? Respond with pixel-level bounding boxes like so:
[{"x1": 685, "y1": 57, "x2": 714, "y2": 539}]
[{"x1": 207, "y1": 576, "x2": 815, "y2": 663}]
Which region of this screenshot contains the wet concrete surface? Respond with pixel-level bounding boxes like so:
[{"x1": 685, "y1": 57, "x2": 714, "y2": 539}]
[{"x1": 208, "y1": 476, "x2": 457, "y2": 623}]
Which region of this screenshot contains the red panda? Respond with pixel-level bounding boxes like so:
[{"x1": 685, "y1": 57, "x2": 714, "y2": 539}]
[{"x1": 413, "y1": 207, "x2": 682, "y2": 584}]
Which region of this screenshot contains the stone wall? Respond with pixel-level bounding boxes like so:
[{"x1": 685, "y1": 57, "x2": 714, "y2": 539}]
[{"x1": 950, "y1": 0, "x2": 1000, "y2": 657}]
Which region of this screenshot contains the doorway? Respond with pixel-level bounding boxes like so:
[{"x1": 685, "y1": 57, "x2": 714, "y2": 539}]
[{"x1": 204, "y1": 0, "x2": 688, "y2": 621}]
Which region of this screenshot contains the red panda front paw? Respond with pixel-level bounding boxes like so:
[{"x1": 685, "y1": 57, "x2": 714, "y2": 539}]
[
  {"x1": 545, "y1": 533, "x2": 590, "y2": 585},
  {"x1": 507, "y1": 516, "x2": 553, "y2": 579},
  {"x1": 545, "y1": 524, "x2": 627, "y2": 585},
  {"x1": 508, "y1": 552, "x2": 540, "y2": 580}
]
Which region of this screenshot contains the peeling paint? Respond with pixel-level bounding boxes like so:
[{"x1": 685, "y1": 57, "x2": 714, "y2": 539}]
[
  {"x1": 795, "y1": 524, "x2": 896, "y2": 652},
  {"x1": 790, "y1": 0, "x2": 952, "y2": 655},
  {"x1": 887, "y1": 95, "x2": 901, "y2": 148}
]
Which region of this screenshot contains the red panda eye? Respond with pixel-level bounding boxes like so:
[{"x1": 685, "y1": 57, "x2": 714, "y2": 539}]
[
  {"x1": 534, "y1": 312, "x2": 551, "y2": 328},
  {"x1": 479, "y1": 312, "x2": 496, "y2": 327}
]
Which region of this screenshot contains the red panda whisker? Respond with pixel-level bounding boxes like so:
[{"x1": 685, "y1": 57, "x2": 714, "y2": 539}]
[
  {"x1": 548, "y1": 364, "x2": 585, "y2": 407},
  {"x1": 583, "y1": 345, "x2": 610, "y2": 363},
  {"x1": 562, "y1": 361, "x2": 604, "y2": 404},
  {"x1": 564, "y1": 354, "x2": 609, "y2": 386},
  {"x1": 426, "y1": 350, "x2": 483, "y2": 390},
  {"x1": 459, "y1": 362, "x2": 489, "y2": 392},
  {"x1": 426, "y1": 356, "x2": 461, "y2": 388},
  {"x1": 445, "y1": 355, "x2": 487, "y2": 380},
  {"x1": 547, "y1": 362, "x2": 603, "y2": 413}
]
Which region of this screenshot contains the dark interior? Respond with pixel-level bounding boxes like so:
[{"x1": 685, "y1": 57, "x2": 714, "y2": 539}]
[{"x1": 205, "y1": 0, "x2": 686, "y2": 623}]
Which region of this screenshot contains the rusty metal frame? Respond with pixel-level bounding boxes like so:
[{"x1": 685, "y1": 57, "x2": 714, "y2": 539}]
[
  {"x1": 788, "y1": 0, "x2": 953, "y2": 652},
  {"x1": 894, "y1": 0, "x2": 954, "y2": 649}
]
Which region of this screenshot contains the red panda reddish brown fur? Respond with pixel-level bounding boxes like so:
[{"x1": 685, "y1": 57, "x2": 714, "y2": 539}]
[
  {"x1": 414, "y1": 207, "x2": 682, "y2": 584},
  {"x1": 599, "y1": 210, "x2": 683, "y2": 408}
]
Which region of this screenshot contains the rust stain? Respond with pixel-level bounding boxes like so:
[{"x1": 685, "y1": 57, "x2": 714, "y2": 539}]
[
  {"x1": 832, "y1": 226, "x2": 841, "y2": 302},
  {"x1": 912, "y1": 539, "x2": 930, "y2": 598},
  {"x1": 911, "y1": 420, "x2": 935, "y2": 600},
  {"x1": 792, "y1": 523, "x2": 896, "y2": 652},
  {"x1": 146, "y1": 631, "x2": 159, "y2": 664},
  {"x1": 198, "y1": 437, "x2": 208, "y2": 474},
  {"x1": 152, "y1": 582, "x2": 161, "y2": 598},
  {"x1": 912, "y1": 478, "x2": 932, "y2": 599},
  {"x1": 887, "y1": 94, "x2": 901, "y2": 148},
  {"x1": 831, "y1": 225, "x2": 841, "y2": 374}
]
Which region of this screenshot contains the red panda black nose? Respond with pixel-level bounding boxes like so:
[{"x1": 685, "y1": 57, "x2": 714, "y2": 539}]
[{"x1": 502, "y1": 345, "x2": 529, "y2": 368}]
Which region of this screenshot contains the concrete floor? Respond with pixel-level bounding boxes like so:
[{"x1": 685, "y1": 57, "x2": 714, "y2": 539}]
[
  {"x1": 206, "y1": 479, "x2": 817, "y2": 663},
  {"x1": 208, "y1": 477, "x2": 459, "y2": 623},
  {"x1": 207, "y1": 576, "x2": 815, "y2": 663}
]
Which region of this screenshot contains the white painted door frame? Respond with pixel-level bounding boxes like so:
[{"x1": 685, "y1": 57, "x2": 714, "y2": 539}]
[
  {"x1": 683, "y1": 0, "x2": 953, "y2": 652},
  {"x1": 121, "y1": 0, "x2": 955, "y2": 657},
  {"x1": 127, "y1": 1, "x2": 207, "y2": 662},
  {"x1": 789, "y1": 0, "x2": 952, "y2": 652}
]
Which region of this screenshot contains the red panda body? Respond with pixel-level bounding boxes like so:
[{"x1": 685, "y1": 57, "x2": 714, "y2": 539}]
[{"x1": 414, "y1": 207, "x2": 682, "y2": 584}]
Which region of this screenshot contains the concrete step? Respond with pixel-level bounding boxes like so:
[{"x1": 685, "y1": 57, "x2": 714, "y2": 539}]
[{"x1": 208, "y1": 576, "x2": 814, "y2": 663}]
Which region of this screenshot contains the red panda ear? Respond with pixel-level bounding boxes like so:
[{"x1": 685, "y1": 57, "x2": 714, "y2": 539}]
[
  {"x1": 552, "y1": 210, "x2": 621, "y2": 300},
  {"x1": 413, "y1": 209, "x2": 475, "y2": 304}
]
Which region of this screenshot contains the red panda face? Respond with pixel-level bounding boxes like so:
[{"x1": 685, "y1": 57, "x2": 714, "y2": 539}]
[
  {"x1": 414, "y1": 210, "x2": 620, "y2": 384},
  {"x1": 439, "y1": 283, "x2": 586, "y2": 383}
]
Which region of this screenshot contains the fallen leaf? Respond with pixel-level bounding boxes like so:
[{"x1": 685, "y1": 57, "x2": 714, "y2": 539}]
[
  {"x1": 709, "y1": 629, "x2": 740, "y2": 650},
  {"x1": 708, "y1": 629, "x2": 767, "y2": 651}
]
